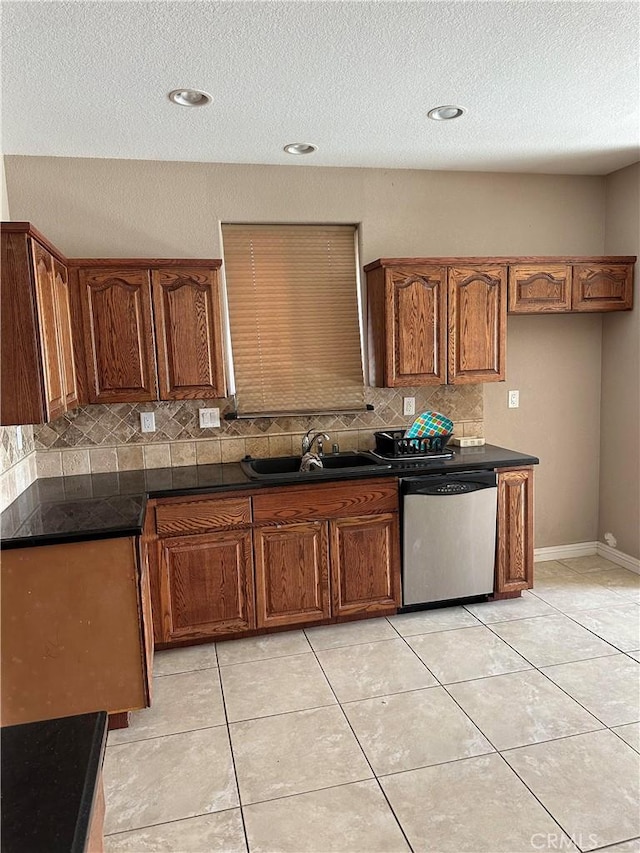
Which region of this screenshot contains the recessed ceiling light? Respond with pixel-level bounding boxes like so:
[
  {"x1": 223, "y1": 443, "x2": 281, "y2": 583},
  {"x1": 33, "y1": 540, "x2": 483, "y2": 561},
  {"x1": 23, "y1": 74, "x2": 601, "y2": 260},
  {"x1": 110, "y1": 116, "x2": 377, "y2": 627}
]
[
  {"x1": 168, "y1": 89, "x2": 212, "y2": 107},
  {"x1": 283, "y1": 143, "x2": 318, "y2": 155},
  {"x1": 428, "y1": 105, "x2": 465, "y2": 121}
]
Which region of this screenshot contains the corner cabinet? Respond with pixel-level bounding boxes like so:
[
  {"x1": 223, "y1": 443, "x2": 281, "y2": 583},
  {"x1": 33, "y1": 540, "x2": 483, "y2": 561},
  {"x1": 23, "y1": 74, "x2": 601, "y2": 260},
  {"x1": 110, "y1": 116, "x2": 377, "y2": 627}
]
[
  {"x1": 366, "y1": 258, "x2": 506, "y2": 387},
  {"x1": 1, "y1": 223, "x2": 78, "y2": 425},
  {"x1": 145, "y1": 479, "x2": 402, "y2": 646},
  {"x1": 495, "y1": 466, "x2": 534, "y2": 594},
  {"x1": 72, "y1": 259, "x2": 226, "y2": 404}
]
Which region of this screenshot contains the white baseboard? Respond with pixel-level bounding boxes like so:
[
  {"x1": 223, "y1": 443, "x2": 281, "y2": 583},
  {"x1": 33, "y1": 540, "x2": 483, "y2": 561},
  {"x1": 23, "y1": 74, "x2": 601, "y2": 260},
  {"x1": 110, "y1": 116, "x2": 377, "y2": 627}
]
[
  {"x1": 534, "y1": 541, "x2": 640, "y2": 575},
  {"x1": 534, "y1": 542, "x2": 598, "y2": 562},
  {"x1": 596, "y1": 542, "x2": 640, "y2": 575}
]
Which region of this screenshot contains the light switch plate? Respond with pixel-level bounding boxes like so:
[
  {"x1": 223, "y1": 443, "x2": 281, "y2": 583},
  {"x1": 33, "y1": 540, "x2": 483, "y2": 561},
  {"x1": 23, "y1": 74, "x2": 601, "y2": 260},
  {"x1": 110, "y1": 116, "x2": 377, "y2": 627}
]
[
  {"x1": 199, "y1": 408, "x2": 221, "y2": 429},
  {"x1": 140, "y1": 412, "x2": 156, "y2": 433},
  {"x1": 508, "y1": 390, "x2": 520, "y2": 408},
  {"x1": 15, "y1": 425, "x2": 23, "y2": 451}
]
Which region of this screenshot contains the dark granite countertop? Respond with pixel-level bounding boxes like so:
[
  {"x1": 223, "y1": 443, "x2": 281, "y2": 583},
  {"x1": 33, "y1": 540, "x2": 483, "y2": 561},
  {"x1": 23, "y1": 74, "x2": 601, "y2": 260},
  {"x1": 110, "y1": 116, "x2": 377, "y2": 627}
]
[
  {"x1": 0, "y1": 444, "x2": 538, "y2": 549},
  {"x1": 1, "y1": 711, "x2": 108, "y2": 853}
]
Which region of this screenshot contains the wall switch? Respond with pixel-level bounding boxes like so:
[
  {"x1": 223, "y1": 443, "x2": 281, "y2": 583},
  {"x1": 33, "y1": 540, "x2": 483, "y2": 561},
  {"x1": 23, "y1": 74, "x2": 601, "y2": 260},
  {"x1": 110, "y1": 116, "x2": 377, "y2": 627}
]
[
  {"x1": 403, "y1": 397, "x2": 416, "y2": 417},
  {"x1": 15, "y1": 425, "x2": 23, "y2": 451},
  {"x1": 508, "y1": 390, "x2": 520, "y2": 409},
  {"x1": 140, "y1": 412, "x2": 156, "y2": 433},
  {"x1": 199, "y1": 407, "x2": 221, "y2": 429}
]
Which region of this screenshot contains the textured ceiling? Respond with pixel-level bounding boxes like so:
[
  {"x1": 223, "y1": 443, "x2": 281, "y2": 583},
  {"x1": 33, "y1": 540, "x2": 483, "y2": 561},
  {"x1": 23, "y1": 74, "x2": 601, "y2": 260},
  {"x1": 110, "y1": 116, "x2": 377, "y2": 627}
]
[{"x1": 2, "y1": 0, "x2": 639, "y2": 175}]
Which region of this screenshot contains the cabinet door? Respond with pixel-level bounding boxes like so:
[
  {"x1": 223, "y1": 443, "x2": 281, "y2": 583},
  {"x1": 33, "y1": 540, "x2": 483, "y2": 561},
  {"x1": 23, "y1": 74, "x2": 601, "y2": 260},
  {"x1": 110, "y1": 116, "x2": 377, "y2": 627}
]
[
  {"x1": 79, "y1": 268, "x2": 158, "y2": 403},
  {"x1": 495, "y1": 467, "x2": 534, "y2": 594},
  {"x1": 254, "y1": 522, "x2": 330, "y2": 628},
  {"x1": 152, "y1": 268, "x2": 226, "y2": 400},
  {"x1": 386, "y1": 266, "x2": 447, "y2": 386},
  {"x1": 159, "y1": 529, "x2": 255, "y2": 642},
  {"x1": 330, "y1": 513, "x2": 400, "y2": 618},
  {"x1": 448, "y1": 265, "x2": 507, "y2": 383},
  {"x1": 508, "y1": 264, "x2": 572, "y2": 313},
  {"x1": 31, "y1": 241, "x2": 66, "y2": 420},
  {"x1": 572, "y1": 264, "x2": 634, "y2": 312},
  {"x1": 52, "y1": 258, "x2": 79, "y2": 408}
]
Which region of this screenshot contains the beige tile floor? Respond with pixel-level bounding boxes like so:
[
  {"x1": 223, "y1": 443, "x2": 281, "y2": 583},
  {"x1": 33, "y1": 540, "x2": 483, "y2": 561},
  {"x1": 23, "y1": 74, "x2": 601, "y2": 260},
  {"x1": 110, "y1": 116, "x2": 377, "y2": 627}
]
[{"x1": 104, "y1": 556, "x2": 640, "y2": 853}]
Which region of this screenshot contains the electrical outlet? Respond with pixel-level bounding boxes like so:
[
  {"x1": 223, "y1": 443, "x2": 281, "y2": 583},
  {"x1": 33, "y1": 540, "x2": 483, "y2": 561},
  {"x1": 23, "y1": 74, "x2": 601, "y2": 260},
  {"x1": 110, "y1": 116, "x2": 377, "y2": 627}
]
[
  {"x1": 15, "y1": 425, "x2": 23, "y2": 451},
  {"x1": 508, "y1": 390, "x2": 520, "y2": 409},
  {"x1": 140, "y1": 412, "x2": 156, "y2": 433},
  {"x1": 403, "y1": 397, "x2": 416, "y2": 417},
  {"x1": 199, "y1": 407, "x2": 221, "y2": 429}
]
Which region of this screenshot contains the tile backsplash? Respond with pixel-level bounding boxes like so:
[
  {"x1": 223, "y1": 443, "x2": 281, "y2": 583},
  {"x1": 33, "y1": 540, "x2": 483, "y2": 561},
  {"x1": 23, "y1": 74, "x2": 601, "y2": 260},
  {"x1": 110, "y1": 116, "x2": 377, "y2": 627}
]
[
  {"x1": 31, "y1": 385, "x2": 483, "y2": 477},
  {"x1": 0, "y1": 425, "x2": 37, "y2": 510}
]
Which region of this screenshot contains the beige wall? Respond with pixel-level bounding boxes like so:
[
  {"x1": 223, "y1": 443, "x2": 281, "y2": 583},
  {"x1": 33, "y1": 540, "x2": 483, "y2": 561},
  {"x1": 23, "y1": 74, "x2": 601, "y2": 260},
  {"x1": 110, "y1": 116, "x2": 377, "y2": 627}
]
[
  {"x1": 601, "y1": 163, "x2": 640, "y2": 559},
  {"x1": 5, "y1": 155, "x2": 608, "y2": 547},
  {"x1": 1, "y1": 155, "x2": 9, "y2": 219}
]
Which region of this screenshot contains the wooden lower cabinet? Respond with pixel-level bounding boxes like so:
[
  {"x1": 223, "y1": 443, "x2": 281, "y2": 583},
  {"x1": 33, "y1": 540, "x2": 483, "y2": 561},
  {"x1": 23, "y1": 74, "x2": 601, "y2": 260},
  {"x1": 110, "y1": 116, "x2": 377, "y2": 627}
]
[
  {"x1": 1, "y1": 536, "x2": 152, "y2": 726},
  {"x1": 495, "y1": 467, "x2": 534, "y2": 594},
  {"x1": 254, "y1": 522, "x2": 330, "y2": 628},
  {"x1": 158, "y1": 528, "x2": 255, "y2": 642},
  {"x1": 330, "y1": 513, "x2": 400, "y2": 617}
]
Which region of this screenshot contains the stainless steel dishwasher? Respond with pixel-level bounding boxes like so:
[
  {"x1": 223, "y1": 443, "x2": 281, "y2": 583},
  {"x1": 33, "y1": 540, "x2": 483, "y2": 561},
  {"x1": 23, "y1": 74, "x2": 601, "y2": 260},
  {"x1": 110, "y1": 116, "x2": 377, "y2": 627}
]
[{"x1": 401, "y1": 471, "x2": 497, "y2": 606}]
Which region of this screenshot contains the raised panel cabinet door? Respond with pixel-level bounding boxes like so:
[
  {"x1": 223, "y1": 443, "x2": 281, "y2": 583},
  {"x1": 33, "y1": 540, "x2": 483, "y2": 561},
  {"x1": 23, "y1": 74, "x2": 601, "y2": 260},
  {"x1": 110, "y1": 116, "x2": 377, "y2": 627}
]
[
  {"x1": 152, "y1": 267, "x2": 226, "y2": 400},
  {"x1": 330, "y1": 513, "x2": 400, "y2": 618},
  {"x1": 508, "y1": 264, "x2": 572, "y2": 313},
  {"x1": 159, "y1": 529, "x2": 255, "y2": 642},
  {"x1": 495, "y1": 467, "x2": 534, "y2": 594},
  {"x1": 52, "y1": 258, "x2": 79, "y2": 408},
  {"x1": 387, "y1": 265, "x2": 447, "y2": 386},
  {"x1": 448, "y1": 265, "x2": 507, "y2": 384},
  {"x1": 31, "y1": 240, "x2": 66, "y2": 420},
  {"x1": 79, "y1": 268, "x2": 158, "y2": 403},
  {"x1": 572, "y1": 264, "x2": 634, "y2": 312},
  {"x1": 254, "y1": 522, "x2": 330, "y2": 628}
]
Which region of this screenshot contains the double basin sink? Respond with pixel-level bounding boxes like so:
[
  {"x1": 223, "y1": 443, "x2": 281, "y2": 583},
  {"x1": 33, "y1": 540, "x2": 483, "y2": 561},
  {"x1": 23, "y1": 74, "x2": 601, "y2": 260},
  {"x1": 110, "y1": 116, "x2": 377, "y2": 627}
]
[{"x1": 241, "y1": 452, "x2": 392, "y2": 481}]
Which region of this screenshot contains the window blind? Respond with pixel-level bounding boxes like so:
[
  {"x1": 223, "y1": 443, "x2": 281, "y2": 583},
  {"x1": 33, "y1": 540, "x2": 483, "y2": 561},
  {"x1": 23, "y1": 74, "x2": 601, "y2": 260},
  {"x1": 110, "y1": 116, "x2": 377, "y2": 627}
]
[{"x1": 222, "y1": 224, "x2": 365, "y2": 415}]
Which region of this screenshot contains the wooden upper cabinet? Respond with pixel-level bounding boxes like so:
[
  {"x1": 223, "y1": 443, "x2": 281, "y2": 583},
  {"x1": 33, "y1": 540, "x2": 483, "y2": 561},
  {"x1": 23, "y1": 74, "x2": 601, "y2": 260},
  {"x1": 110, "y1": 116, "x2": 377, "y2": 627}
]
[
  {"x1": 448, "y1": 265, "x2": 506, "y2": 384},
  {"x1": 79, "y1": 268, "x2": 158, "y2": 403},
  {"x1": 52, "y1": 258, "x2": 78, "y2": 408},
  {"x1": 254, "y1": 521, "x2": 330, "y2": 628},
  {"x1": 1, "y1": 224, "x2": 78, "y2": 425},
  {"x1": 367, "y1": 264, "x2": 446, "y2": 387},
  {"x1": 572, "y1": 264, "x2": 634, "y2": 312},
  {"x1": 508, "y1": 264, "x2": 572, "y2": 314},
  {"x1": 31, "y1": 241, "x2": 66, "y2": 420},
  {"x1": 495, "y1": 467, "x2": 534, "y2": 594},
  {"x1": 152, "y1": 266, "x2": 226, "y2": 400}
]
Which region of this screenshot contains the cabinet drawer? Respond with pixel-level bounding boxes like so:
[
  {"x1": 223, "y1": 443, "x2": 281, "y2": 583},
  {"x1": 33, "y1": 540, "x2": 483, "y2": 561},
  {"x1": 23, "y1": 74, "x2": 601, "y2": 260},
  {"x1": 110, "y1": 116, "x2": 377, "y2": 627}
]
[
  {"x1": 253, "y1": 478, "x2": 398, "y2": 524},
  {"x1": 155, "y1": 496, "x2": 252, "y2": 536}
]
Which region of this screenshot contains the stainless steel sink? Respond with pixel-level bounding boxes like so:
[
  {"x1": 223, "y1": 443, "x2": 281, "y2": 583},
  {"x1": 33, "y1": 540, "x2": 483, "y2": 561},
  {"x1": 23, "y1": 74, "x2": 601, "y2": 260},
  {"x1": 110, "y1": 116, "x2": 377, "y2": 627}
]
[{"x1": 240, "y1": 452, "x2": 392, "y2": 480}]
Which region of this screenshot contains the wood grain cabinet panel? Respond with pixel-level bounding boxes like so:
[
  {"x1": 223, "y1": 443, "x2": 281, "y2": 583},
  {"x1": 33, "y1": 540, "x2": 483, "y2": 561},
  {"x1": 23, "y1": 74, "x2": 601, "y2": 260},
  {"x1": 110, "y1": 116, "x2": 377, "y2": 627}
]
[
  {"x1": 330, "y1": 513, "x2": 401, "y2": 617},
  {"x1": 1, "y1": 225, "x2": 79, "y2": 425},
  {"x1": 253, "y1": 478, "x2": 398, "y2": 524},
  {"x1": 155, "y1": 496, "x2": 252, "y2": 537},
  {"x1": 79, "y1": 268, "x2": 158, "y2": 403},
  {"x1": 368, "y1": 265, "x2": 447, "y2": 387},
  {"x1": 508, "y1": 264, "x2": 572, "y2": 313},
  {"x1": 495, "y1": 467, "x2": 534, "y2": 594},
  {"x1": 254, "y1": 522, "x2": 330, "y2": 628},
  {"x1": 159, "y1": 529, "x2": 255, "y2": 642},
  {"x1": 52, "y1": 258, "x2": 79, "y2": 408},
  {"x1": 448, "y1": 265, "x2": 507, "y2": 384},
  {"x1": 572, "y1": 264, "x2": 634, "y2": 312},
  {"x1": 152, "y1": 267, "x2": 226, "y2": 399}
]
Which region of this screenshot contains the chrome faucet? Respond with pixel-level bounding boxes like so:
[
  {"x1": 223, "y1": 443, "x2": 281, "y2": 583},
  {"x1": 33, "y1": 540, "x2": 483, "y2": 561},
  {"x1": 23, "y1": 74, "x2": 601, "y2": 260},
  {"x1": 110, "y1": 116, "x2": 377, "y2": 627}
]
[{"x1": 301, "y1": 429, "x2": 330, "y2": 457}]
